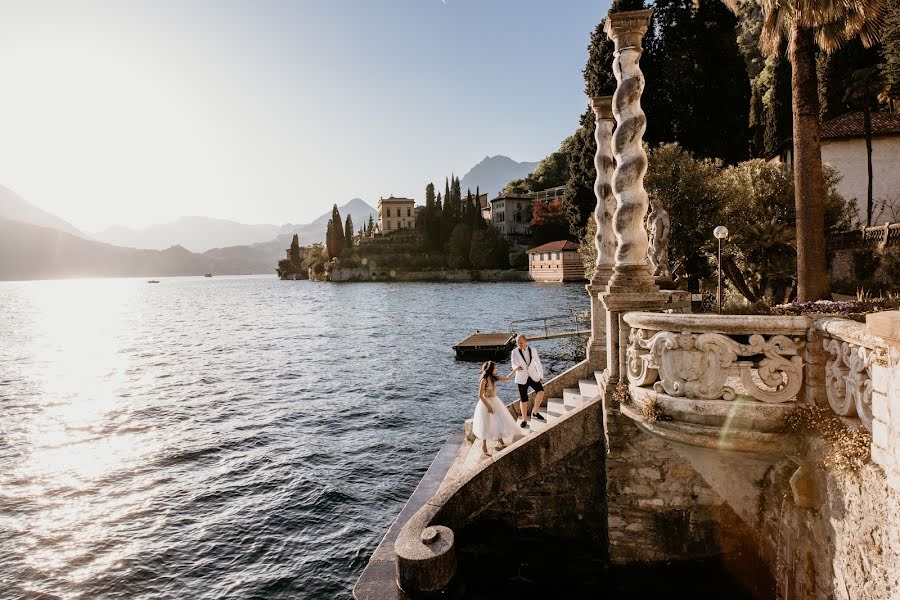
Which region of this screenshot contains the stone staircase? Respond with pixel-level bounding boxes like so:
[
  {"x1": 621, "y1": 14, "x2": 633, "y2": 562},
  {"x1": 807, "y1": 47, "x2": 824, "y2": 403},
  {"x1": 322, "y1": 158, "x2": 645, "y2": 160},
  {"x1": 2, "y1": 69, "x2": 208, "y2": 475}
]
[{"x1": 456, "y1": 373, "x2": 604, "y2": 476}]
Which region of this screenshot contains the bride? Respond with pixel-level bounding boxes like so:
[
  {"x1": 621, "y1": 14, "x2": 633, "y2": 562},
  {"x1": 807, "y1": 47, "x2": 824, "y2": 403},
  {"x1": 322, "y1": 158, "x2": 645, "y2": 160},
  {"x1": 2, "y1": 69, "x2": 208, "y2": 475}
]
[{"x1": 472, "y1": 361, "x2": 520, "y2": 457}]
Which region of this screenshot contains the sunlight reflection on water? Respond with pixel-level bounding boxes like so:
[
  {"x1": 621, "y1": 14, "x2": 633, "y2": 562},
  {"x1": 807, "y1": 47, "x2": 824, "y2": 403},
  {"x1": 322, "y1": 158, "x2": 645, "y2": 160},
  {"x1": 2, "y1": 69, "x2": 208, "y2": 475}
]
[{"x1": 0, "y1": 276, "x2": 588, "y2": 598}]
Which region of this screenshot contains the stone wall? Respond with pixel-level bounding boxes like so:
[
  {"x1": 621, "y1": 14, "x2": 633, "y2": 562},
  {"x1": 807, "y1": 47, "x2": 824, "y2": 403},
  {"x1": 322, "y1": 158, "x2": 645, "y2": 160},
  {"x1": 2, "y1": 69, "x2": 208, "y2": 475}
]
[
  {"x1": 603, "y1": 398, "x2": 754, "y2": 563},
  {"x1": 829, "y1": 244, "x2": 900, "y2": 290},
  {"x1": 756, "y1": 450, "x2": 900, "y2": 600},
  {"x1": 329, "y1": 267, "x2": 532, "y2": 283}
]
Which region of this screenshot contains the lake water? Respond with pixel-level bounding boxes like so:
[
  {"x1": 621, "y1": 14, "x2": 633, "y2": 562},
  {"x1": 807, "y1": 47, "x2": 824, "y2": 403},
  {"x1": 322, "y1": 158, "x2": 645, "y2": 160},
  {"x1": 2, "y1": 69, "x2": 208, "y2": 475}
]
[{"x1": 0, "y1": 276, "x2": 589, "y2": 599}]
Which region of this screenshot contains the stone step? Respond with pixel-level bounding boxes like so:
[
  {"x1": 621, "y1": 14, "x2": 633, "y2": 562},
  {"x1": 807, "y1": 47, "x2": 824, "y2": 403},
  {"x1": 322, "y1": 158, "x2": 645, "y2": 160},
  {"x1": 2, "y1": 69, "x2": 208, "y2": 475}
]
[
  {"x1": 563, "y1": 388, "x2": 584, "y2": 407},
  {"x1": 594, "y1": 370, "x2": 606, "y2": 387},
  {"x1": 542, "y1": 399, "x2": 569, "y2": 419},
  {"x1": 578, "y1": 379, "x2": 600, "y2": 399}
]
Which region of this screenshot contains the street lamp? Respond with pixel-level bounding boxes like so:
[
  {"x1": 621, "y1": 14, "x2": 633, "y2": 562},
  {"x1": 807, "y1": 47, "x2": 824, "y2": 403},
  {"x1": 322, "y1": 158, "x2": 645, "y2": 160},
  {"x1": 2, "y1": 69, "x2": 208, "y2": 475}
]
[{"x1": 714, "y1": 226, "x2": 729, "y2": 313}]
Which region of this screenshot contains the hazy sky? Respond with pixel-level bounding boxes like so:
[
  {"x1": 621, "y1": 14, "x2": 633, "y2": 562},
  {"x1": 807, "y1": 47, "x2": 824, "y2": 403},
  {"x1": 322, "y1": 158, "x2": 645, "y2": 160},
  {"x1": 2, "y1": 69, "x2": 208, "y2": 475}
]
[{"x1": 0, "y1": 0, "x2": 611, "y2": 232}]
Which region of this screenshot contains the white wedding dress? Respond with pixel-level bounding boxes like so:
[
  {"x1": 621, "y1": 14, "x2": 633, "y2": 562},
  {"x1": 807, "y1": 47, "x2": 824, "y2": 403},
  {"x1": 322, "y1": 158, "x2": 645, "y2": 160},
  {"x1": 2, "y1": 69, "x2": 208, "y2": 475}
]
[{"x1": 472, "y1": 380, "x2": 519, "y2": 442}]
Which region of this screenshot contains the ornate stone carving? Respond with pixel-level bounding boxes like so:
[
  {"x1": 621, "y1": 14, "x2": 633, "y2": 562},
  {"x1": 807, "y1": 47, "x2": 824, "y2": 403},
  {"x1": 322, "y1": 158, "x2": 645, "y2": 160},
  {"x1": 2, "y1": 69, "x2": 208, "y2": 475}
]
[
  {"x1": 823, "y1": 338, "x2": 875, "y2": 432},
  {"x1": 647, "y1": 195, "x2": 671, "y2": 282},
  {"x1": 591, "y1": 95, "x2": 616, "y2": 287},
  {"x1": 628, "y1": 328, "x2": 804, "y2": 404},
  {"x1": 604, "y1": 9, "x2": 657, "y2": 292}
]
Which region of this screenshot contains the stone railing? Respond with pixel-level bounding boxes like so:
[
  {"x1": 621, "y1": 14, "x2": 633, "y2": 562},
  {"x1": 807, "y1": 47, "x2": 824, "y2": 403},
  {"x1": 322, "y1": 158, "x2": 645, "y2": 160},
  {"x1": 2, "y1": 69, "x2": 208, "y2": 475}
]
[
  {"x1": 815, "y1": 317, "x2": 888, "y2": 433},
  {"x1": 619, "y1": 312, "x2": 809, "y2": 453}
]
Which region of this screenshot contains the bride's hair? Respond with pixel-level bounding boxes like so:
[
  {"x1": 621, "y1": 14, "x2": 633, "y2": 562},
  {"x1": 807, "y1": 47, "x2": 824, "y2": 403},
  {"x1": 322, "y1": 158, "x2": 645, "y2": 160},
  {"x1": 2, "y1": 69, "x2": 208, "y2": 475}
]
[{"x1": 481, "y1": 361, "x2": 498, "y2": 383}]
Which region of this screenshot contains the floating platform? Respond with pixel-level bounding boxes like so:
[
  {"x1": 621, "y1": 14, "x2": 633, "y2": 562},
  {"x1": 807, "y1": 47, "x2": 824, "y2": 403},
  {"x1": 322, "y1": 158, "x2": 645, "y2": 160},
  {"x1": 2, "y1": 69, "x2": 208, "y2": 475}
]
[{"x1": 453, "y1": 332, "x2": 516, "y2": 360}]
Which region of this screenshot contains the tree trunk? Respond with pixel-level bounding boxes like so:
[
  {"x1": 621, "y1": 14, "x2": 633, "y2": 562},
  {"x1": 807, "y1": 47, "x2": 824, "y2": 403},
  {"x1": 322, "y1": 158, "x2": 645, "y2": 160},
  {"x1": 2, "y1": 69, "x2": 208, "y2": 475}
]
[
  {"x1": 790, "y1": 24, "x2": 830, "y2": 301},
  {"x1": 864, "y1": 105, "x2": 874, "y2": 226}
]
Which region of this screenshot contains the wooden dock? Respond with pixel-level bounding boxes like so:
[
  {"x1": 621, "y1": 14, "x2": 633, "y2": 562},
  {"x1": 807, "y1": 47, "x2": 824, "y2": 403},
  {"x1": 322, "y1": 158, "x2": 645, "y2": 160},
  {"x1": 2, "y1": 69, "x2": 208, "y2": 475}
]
[{"x1": 453, "y1": 332, "x2": 516, "y2": 360}]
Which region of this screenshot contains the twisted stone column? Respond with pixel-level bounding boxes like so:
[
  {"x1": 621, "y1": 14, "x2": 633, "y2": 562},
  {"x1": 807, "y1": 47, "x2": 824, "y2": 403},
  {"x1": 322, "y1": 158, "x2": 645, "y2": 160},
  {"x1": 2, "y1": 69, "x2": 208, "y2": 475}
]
[
  {"x1": 586, "y1": 95, "x2": 616, "y2": 368},
  {"x1": 591, "y1": 95, "x2": 616, "y2": 287},
  {"x1": 605, "y1": 9, "x2": 657, "y2": 293}
]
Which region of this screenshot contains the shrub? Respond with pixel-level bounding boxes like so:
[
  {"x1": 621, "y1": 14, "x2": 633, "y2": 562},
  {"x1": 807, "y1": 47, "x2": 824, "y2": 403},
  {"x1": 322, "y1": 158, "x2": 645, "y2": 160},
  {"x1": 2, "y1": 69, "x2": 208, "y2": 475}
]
[
  {"x1": 470, "y1": 227, "x2": 510, "y2": 269},
  {"x1": 509, "y1": 250, "x2": 528, "y2": 270}
]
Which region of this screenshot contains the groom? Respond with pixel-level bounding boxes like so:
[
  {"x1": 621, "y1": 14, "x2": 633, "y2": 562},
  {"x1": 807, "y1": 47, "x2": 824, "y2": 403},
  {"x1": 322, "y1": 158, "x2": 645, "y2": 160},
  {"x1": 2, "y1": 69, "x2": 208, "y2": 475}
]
[{"x1": 511, "y1": 335, "x2": 545, "y2": 428}]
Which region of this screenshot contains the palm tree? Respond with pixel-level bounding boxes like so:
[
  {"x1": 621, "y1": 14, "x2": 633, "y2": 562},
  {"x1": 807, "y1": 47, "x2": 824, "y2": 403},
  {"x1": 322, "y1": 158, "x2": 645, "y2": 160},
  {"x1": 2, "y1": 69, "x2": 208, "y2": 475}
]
[{"x1": 760, "y1": 0, "x2": 889, "y2": 300}]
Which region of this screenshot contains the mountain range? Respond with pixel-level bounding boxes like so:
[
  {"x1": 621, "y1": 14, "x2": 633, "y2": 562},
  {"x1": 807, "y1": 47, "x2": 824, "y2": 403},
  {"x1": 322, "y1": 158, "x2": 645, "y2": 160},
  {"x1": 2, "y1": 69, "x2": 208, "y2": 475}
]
[
  {"x1": 0, "y1": 154, "x2": 539, "y2": 280},
  {"x1": 459, "y1": 155, "x2": 540, "y2": 199}
]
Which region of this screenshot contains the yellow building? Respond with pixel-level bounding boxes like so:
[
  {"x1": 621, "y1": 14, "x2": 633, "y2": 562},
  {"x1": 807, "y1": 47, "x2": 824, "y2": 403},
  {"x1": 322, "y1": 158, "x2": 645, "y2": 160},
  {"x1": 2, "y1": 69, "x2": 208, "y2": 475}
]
[{"x1": 377, "y1": 196, "x2": 416, "y2": 233}]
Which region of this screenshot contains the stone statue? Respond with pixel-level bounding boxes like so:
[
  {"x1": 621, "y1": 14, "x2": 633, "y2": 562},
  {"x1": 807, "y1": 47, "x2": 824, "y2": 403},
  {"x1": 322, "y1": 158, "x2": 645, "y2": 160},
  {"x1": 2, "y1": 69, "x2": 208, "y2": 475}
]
[{"x1": 647, "y1": 196, "x2": 671, "y2": 283}]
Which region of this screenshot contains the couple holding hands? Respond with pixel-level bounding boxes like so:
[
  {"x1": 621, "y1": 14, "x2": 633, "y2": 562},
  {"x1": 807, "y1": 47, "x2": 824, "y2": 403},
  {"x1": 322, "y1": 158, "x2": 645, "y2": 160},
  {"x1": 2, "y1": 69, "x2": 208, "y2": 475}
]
[{"x1": 472, "y1": 335, "x2": 545, "y2": 457}]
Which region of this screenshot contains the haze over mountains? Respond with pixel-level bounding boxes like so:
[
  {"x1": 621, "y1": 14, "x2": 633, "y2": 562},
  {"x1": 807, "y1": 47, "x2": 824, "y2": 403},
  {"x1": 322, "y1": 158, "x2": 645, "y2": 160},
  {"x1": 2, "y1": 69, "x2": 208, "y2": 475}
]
[
  {"x1": 0, "y1": 154, "x2": 539, "y2": 280},
  {"x1": 92, "y1": 197, "x2": 378, "y2": 253},
  {"x1": 459, "y1": 155, "x2": 540, "y2": 198}
]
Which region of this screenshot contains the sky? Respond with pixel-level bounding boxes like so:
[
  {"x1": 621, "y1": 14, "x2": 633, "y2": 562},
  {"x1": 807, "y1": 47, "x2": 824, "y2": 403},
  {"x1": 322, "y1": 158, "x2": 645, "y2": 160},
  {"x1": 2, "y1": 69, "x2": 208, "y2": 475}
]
[{"x1": 0, "y1": 0, "x2": 612, "y2": 232}]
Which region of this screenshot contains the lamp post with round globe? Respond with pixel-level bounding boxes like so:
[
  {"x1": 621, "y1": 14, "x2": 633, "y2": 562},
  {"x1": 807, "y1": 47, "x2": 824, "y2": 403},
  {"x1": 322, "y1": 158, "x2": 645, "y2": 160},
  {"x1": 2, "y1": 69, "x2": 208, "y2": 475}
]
[{"x1": 714, "y1": 226, "x2": 729, "y2": 313}]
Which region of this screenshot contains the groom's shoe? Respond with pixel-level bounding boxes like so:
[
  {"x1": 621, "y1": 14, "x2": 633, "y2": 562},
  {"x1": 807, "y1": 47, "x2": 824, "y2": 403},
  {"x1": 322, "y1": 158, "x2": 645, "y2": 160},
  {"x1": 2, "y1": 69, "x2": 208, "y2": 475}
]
[
  {"x1": 532, "y1": 412, "x2": 546, "y2": 421},
  {"x1": 520, "y1": 421, "x2": 529, "y2": 428}
]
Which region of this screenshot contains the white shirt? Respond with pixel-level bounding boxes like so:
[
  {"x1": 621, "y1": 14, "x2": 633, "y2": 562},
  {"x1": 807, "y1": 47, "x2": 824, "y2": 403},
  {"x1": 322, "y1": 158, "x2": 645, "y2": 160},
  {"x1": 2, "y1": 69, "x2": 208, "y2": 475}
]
[{"x1": 511, "y1": 345, "x2": 544, "y2": 385}]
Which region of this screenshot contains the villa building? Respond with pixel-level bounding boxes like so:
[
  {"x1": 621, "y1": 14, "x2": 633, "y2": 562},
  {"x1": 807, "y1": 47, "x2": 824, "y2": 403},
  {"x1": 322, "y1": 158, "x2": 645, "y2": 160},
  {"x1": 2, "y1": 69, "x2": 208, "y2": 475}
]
[
  {"x1": 527, "y1": 240, "x2": 583, "y2": 282},
  {"x1": 377, "y1": 196, "x2": 416, "y2": 233},
  {"x1": 489, "y1": 192, "x2": 532, "y2": 247},
  {"x1": 767, "y1": 111, "x2": 900, "y2": 225}
]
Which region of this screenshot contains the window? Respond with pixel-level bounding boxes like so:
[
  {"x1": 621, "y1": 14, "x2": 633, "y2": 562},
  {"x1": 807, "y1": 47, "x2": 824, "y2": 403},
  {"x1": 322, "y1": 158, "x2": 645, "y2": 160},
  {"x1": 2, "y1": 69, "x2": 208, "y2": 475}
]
[
  {"x1": 407, "y1": 208, "x2": 411, "y2": 217},
  {"x1": 385, "y1": 221, "x2": 391, "y2": 230},
  {"x1": 386, "y1": 208, "x2": 392, "y2": 217},
  {"x1": 515, "y1": 212, "x2": 522, "y2": 223}
]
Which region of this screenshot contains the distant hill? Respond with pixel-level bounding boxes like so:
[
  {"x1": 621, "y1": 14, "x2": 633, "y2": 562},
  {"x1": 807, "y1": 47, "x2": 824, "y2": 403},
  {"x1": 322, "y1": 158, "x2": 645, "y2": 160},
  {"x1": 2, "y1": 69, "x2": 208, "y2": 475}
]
[
  {"x1": 459, "y1": 155, "x2": 540, "y2": 199},
  {"x1": 0, "y1": 217, "x2": 301, "y2": 280},
  {"x1": 92, "y1": 198, "x2": 377, "y2": 251},
  {"x1": 0, "y1": 185, "x2": 88, "y2": 239},
  {"x1": 94, "y1": 216, "x2": 292, "y2": 253},
  {"x1": 292, "y1": 198, "x2": 377, "y2": 245}
]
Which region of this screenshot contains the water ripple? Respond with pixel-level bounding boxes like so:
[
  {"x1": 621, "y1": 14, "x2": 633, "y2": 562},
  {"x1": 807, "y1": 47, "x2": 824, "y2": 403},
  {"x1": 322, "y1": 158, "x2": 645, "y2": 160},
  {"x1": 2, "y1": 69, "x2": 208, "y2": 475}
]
[{"x1": 0, "y1": 275, "x2": 586, "y2": 598}]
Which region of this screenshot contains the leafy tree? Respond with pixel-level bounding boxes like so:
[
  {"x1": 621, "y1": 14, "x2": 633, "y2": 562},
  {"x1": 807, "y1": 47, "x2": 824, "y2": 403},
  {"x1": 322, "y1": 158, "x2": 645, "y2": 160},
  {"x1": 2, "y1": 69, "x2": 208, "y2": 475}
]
[
  {"x1": 885, "y1": 2, "x2": 900, "y2": 104},
  {"x1": 717, "y1": 159, "x2": 856, "y2": 303},
  {"x1": 503, "y1": 150, "x2": 569, "y2": 195},
  {"x1": 470, "y1": 227, "x2": 510, "y2": 269},
  {"x1": 447, "y1": 223, "x2": 473, "y2": 269},
  {"x1": 760, "y1": 0, "x2": 890, "y2": 300},
  {"x1": 344, "y1": 215, "x2": 354, "y2": 248},
  {"x1": 644, "y1": 143, "x2": 724, "y2": 286},
  {"x1": 645, "y1": 0, "x2": 750, "y2": 164},
  {"x1": 508, "y1": 250, "x2": 528, "y2": 270},
  {"x1": 529, "y1": 198, "x2": 571, "y2": 246},
  {"x1": 562, "y1": 109, "x2": 598, "y2": 235},
  {"x1": 302, "y1": 243, "x2": 328, "y2": 275}
]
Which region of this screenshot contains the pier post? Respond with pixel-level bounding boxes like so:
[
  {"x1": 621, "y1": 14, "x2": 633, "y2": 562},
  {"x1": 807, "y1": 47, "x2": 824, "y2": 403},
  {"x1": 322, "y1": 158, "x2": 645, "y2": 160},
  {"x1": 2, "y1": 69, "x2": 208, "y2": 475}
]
[
  {"x1": 599, "y1": 9, "x2": 666, "y2": 384},
  {"x1": 586, "y1": 95, "x2": 616, "y2": 369}
]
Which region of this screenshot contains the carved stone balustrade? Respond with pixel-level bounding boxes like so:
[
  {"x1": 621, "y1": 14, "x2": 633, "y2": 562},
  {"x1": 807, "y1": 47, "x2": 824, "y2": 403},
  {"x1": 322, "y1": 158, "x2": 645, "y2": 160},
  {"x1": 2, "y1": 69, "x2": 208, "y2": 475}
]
[
  {"x1": 620, "y1": 312, "x2": 810, "y2": 454},
  {"x1": 816, "y1": 318, "x2": 889, "y2": 433}
]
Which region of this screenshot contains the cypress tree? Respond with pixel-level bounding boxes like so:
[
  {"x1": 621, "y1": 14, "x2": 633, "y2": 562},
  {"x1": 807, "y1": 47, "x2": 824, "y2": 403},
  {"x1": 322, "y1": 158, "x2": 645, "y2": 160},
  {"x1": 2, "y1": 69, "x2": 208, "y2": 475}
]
[
  {"x1": 344, "y1": 214, "x2": 354, "y2": 248},
  {"x1": 329, "y1": 204, "x2": 345, "y2": 258},
  {"x1": 367, "y1": 214, "x2": 374, "y2": 235},
  {"x1": 325, "y1": 220, "x2": 334, "y2": 258},
  {"x1": 443, "y1": 178, "x2": 452, "y2": 220}
]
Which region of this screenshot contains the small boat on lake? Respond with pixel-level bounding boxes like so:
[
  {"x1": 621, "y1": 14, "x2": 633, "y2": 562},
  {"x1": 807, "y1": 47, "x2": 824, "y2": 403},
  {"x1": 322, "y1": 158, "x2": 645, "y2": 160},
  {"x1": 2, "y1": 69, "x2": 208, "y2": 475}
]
[
  {"x1": 204, "y1": 273, "x2": 213, "y2": 278},
  {"x1": 147, "y1": 280, "x2": 160, "y2": 284}
]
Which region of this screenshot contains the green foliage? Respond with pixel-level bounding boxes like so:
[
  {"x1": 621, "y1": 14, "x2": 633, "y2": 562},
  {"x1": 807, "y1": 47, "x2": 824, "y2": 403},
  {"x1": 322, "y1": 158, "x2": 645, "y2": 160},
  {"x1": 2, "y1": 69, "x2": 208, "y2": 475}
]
[
  {"x1": 508, "y1": 250, "x2": 528, "y2": 270},
  {"x1": 470, "y1": 227, "x2": 510, "y2": 269},
  {"x1": 447, "y1": 223, "x2": 473, "y2": 269},
  {"x1": 644, "y1": 0, "x2": 750, "y2": 164},
  {"x1": 326, "y1": 204, "x2": 345, "y2": 259},
  {"x1": 716, "y1": 159, "x2": 856, "y2": 302},
  {"x1": 885, "y1": 3, "x2": 900, "y2": 101},
  {"x1": 344, "y1": 215, "x2": 354, "y2": 248},
  {"x1": 302, "y1": 243, "x2": 328, "y2": 275},
  {"x1": 503, "y1": 148, "x2": 570, "y2": 195},
  {"x1": 562, "y1": 109, "x2": 597, "y2": 236},
  {"x1": 579, "y1": 217, "x2": 597, "y2": 280},
  {"x1": 644, "y1": 143, "x2": 723, "y2": 284}
]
